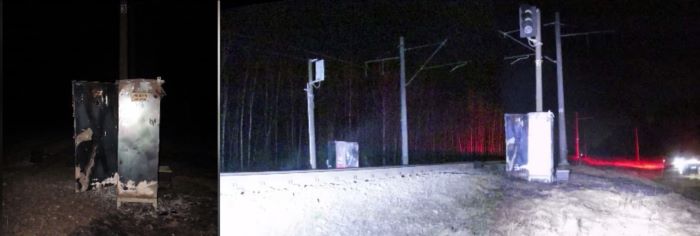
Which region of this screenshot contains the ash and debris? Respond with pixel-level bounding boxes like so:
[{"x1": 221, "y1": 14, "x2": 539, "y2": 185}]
[{"x1": 2, "y1": 138, "x2": 217, "y2": 235}]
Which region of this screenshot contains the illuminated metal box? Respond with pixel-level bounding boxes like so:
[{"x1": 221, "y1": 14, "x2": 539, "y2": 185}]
[
  {"x1": 504, "y1": 112, "x2": 554, "y2": 182},
  {"x1": 326, "y1": 141, "x2": 359, "y2": 169},
  {"x1": 116, "y1": 78, "x2": 165, "y2": 209},
  {"x1": 72, "y1": 81, "x2": 119, "y2": 192}
]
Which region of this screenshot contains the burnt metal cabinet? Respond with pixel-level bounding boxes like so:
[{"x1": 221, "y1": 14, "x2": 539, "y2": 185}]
[
  {"x1": 72, "y1": 78, "x2": 165, "y2": 209},
  {"x1": 326, "y1": 141, "x2": 360, "y2": 169},
  {"x1": 116, "y1": 78, "x2": 165, "y2": 209},
  {"x1": 72, "y1": 81, "x2": 119, "y2": 192},
  {"x1": 504, "y1": 112, "x2": 554, "y2": 182}
]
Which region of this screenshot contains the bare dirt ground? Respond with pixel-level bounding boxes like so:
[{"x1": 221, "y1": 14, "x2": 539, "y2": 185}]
[{"x1": 2, "y1": 137, "x2": 217, "y2": 235}]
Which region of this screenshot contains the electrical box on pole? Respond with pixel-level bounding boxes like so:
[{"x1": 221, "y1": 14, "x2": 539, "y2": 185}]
[
  {"x1": 519, "y1": 5, "x2": 538, "y2": 38},
  {"x1": 314, "y1": 59, "x2": 325, "y2": 82}
]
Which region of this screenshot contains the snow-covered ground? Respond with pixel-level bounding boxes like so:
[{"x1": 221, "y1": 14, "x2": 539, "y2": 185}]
[{"x1": 220, "y1": 163, "x2": 700, "y2": 235}]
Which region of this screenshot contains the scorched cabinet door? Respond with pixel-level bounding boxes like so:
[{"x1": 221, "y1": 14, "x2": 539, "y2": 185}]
[{"x1": 116, "y1": 79, "x2": 164, "y2": 200}]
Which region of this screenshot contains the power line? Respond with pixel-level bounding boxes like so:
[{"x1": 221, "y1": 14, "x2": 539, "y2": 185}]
[
  {"x1": 228, "y1": 43, "x2": 308, "y2": 62},
  {"x1": 231, "y1": 33, "x2": 361, "y2": 67},
  {"x1": 406, "y1": 38, "x2": 448, "y2": 86}
]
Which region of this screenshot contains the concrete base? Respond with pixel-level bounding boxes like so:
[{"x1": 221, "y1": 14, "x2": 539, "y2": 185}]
[
  {"x1": 556, "y1": 169, "x2": 570, "y2": 182},
  {"x1": 117, "y1": 197, "x2": 157, "y2": 210}
]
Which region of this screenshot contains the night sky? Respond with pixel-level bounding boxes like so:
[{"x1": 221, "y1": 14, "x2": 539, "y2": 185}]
[
  {"x1": 4, "y1": 1, "x2": 700, "y2": 164},
  {"x1": 221, "y1": 0, "x2": 700, "y2": 161},
  {"x1": 3, "y1": 1, "x2": 217, "y2": 163}
]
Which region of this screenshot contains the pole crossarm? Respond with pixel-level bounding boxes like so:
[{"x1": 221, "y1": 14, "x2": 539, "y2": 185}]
[
  {"x1": 498, "y1": 30, "x2": 557, "y2": 64},
  {"x1": 406, "y1": 38, "x2": 448, "y2": 86},
  {"x1": 561, "y1": 30, "x2": 615, "y2": 38},
  {"x1": 504, "y1": 53, "x2": 533, "y2": 60},
  {"x1": 423, "y1": 60, "x2": 470, "y2": 72},
  {"x1": 406, "y1": 42, "x2": 445, "y2": 51},
  {"x1": 364, "y1": 56, "x2": 400, "y2": 77},
  {"x1": 504, "y1": 53, "x2": 534, "y2": 65},
  {"x1": 544, "y1": 22, "x2": 573, "y2": 27},
  {"x1": 503, "y1": 23, "x2": 571, "y2": 34},
  {"x1": 365, "y1": 57, "x2": 400, "y2": 64}
]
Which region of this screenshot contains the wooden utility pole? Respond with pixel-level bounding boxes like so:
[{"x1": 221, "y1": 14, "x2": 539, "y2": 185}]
[{"x1": 119, "y1": 0, "x2": 128, "y2": 80}]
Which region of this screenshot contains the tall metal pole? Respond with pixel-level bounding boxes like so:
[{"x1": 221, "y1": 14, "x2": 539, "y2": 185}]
[
  {"x1": 306, "y1": 60, "x2": 317, "y2": 169},
  {"x1": 399, "y1": 37, "x2": 409, "y2": 165},
  {"x1": 0, "y1": 0, "x2": 3, "y2": 166},
  {"x1": 217, "y1": 0, "x2": 221, "y2": 172},
  {"x1": 119, "y1": 0, "x2": 128, "y2": 80},
  {"x1": 555, "y1": 12, "x2": 569, "y2": 166},
  {"x1": 534, "y1": 9, "x2": 543, "y2": 112},
  {"x1": 575, "y1": 112, "x2": 580, "y2": 161}
]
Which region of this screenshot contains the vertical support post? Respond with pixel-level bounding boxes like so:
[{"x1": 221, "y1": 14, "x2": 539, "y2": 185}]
[
  {"x1": 634, "y1": 127, "x2": 640, "y2": 161},
  {"x1": 306, "y1": 60, "x2": 317, "y2": 169},
  {"x1": 534, "y1": 9, "x2": 543, "y2": 112},
  {"x1": 399, "y1": 37, "x2": 409, "y2": 165},
  {"x1": 555, "y1": 12, "x2": 569, "y2": 166},
  {"x1": 575, "y1": 112, "x2": 580, "y2": 162},
  {"x1": 0, "y1": 0, "x2": 3, "y2": 168},
  {"x1": 119, "y1": 0, "x2": 128, "y2": 80},
  {"x1": 217, "y1": 0, "x2": 221, "y2": 172}
]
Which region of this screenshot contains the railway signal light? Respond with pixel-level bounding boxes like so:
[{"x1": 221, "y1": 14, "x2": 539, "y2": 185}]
[{"x1": 519, "y1": 5, "x2": 538, "y2": 38}]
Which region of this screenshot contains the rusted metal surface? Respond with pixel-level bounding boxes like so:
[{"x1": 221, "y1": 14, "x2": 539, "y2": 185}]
[
  {"x1": 116, "y1": 78, "x2": 164, "y2": 207},
  {"x1": 72, "y1": 81, "x2": 119, "y2": 192}
]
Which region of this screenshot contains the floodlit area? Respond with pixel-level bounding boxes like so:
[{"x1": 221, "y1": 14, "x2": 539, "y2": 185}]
[{"x1": 220, "y1": 163, "x2": 700, "y2": 235}]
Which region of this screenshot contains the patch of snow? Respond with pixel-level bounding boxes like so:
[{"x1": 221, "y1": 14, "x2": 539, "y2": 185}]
[{"x1": 221, "y1": 164, "x2": 700, "y2": 235}]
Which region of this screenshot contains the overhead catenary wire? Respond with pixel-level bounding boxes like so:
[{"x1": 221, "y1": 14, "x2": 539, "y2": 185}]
[
  {"x1": 498, "y1": 30, "x2": 557, "y2": 64},
  {"x1": 422, "y1": 60, "x2": 471, "y2": 72},
  {"x1": 231, "y1": 33, "x2": 362, "y2": 68},
  {"x1": 406, "y1": 38, "x2": 448, "y2": 86},
  {"x1": 561, "y1": 30, "x2": 615, "y2": 38},
  {"x1": 230, "y1": 43, "x2": 309, "y2": 62}
]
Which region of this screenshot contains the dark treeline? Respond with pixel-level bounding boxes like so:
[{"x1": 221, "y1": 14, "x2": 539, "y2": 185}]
[
  {"x1": 220, "y1": 1, "x2": 507, "y2": 172},
  {"x1": 220, "y1": 46, "x2": 505, "y2": 172}
]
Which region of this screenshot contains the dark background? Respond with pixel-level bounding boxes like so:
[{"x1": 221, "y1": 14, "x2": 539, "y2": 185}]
[
  {"x1": 3, "y1": 1, "x2": 217, "y2": 167},
  {"x1": 4, "y1": 0, "x2": 700, "y2": 169},
  {"x1": 220, "y1": 0, "x2": 700, "y2": 172}
]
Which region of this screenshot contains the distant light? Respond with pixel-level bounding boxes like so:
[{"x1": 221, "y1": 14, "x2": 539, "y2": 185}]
[{"x1": 672, "y1": 156, "x2": 700, "y2": 174}]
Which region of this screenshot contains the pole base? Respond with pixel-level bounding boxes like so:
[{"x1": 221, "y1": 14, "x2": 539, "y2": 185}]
[{"x1": 555, "y1": 168, "x2": 570, "y2": 182}]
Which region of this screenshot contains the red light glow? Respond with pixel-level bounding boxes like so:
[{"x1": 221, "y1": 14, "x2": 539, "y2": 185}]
[{"x1": 570, "y1": 155, "x2": 666, "y2": 170}]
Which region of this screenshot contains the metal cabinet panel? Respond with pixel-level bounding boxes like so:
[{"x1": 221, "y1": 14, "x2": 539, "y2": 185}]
[
  {"x1": 526, "y1": 112, "x2": 554, "y2": 182},
  {"x1": 72, "y1": 81, "x2": 119, "y2": 192},
  {"x1": 504, "y1": 112, "x2": 554, "y2": 182},
  {"x1": 116, "y1": 78, "x2": 164, "y2": 208},
  {"x1": 326, "y1": 141, "x2": 359, "y2": 169},
  {"x1": 505, "y1": 113, "x2": 528, "y2": 172}
]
